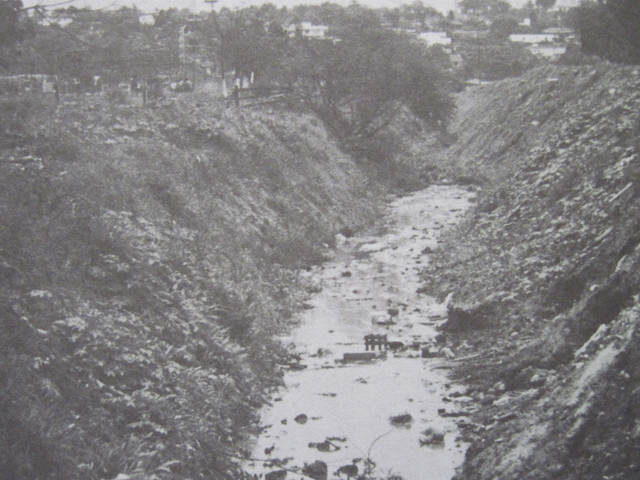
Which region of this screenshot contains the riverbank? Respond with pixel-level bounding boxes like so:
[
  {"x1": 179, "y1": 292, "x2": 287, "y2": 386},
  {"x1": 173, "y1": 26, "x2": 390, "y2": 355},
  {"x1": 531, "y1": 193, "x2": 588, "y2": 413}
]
[{"x1": 420, "y1": 64, "x2": 640, "y2": 480}]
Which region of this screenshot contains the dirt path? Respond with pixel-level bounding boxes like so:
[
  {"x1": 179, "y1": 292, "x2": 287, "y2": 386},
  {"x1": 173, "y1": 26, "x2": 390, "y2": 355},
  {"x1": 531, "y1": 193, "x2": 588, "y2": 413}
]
[{"x1": 246, "y1": 185, "x2": 476, "y2": 479}]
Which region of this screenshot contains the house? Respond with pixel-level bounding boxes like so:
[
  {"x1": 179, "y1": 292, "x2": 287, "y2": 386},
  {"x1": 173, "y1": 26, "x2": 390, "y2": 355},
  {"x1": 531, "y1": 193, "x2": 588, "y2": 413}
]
[
  {"x1": 518, "y1": 17, "x2": 531, "y2": 28},
  {"x1": 509, "y1": 33, "x2": 557, "y2": 44},
  {"x1": 542, "y1": 27, "x2": 575, "y2": 40},
  {"x1": 286, "y1": 22, "x2": 329, "y2": 39},
  {"x1": 451, "y1": 30, "x2": 489, "y2": 41},
  {"x1": 0, "y1": 74, "x2": 57, "y2": 94},
  {"x1": 550, "y1": 0, "x2": 581, "y2": 12},
  {"x1": 138, "y1": 13, "x2": 155, "y2": 25},
  {"x1": 509, "y1": 31, "x2": 574, "y2": 60},
  {"x1": 417, "y1": 31, "x2": 452, "y2": 49}
]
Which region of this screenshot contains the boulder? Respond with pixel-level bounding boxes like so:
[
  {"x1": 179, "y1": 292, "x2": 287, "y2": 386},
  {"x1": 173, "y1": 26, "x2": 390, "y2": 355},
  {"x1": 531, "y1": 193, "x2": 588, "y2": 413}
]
[{"x1": 294, "y1": 414, "x2": 308, "y2": 424}]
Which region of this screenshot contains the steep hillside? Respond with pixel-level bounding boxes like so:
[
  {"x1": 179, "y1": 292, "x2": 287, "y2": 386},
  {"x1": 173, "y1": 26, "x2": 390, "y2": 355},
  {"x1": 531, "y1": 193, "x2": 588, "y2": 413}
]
[
  {"x1": 421, "y1": 64, "x2": 640, "y2": 480},
  {"x1": 0, "y1": 93, "x2": 388, "y2": 480}
]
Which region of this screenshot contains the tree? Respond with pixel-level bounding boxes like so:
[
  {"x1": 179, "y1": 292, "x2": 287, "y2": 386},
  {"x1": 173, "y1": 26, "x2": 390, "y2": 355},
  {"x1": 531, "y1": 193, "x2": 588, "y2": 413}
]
[
  {"x1": 0, "y1": 0, "x2": 35, "y2": 69},
  {"x1": 384, "y1": 8, "x2": 401, "y2": 29},
  {"x1": 571, "y1": 0, "x2": 640, "y2": 64},
  {"x1": 275, "y1": 25, "x2": 454, "y2": 143},
  {"x1": 0, "y1": 0, "x2": 28, "y2": 49},
  {"x1": 490, "y1": 15, "x2": 519, "y2": 40},
  {"x1": 460, "y1": 0, "x2": 510, "y2": 16},
  {"x1": 210, "y1": 8, "x2": 286, "y2": 81},
  {"x1": 536, "y1": 0, "x2": 556, "y2": 10}
]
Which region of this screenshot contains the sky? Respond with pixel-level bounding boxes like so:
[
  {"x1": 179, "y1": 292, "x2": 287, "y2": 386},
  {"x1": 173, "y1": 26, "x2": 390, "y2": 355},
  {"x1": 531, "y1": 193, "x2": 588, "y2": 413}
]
[{"x1": 27, "y1": 0, "x2": 536, "y2": 16}]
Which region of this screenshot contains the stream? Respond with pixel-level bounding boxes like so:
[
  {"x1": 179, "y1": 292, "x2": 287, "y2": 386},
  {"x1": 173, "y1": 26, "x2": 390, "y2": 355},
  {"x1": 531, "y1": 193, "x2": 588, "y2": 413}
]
[{"x1": 246, "y1": 185, "x2": 476, "y2": 480}]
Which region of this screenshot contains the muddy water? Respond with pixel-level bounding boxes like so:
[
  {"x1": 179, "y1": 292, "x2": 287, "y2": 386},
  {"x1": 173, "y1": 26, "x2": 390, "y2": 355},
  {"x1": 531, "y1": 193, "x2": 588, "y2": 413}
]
[{"x1": 247, "y1": 185, "x2": 475, "y2": 479}]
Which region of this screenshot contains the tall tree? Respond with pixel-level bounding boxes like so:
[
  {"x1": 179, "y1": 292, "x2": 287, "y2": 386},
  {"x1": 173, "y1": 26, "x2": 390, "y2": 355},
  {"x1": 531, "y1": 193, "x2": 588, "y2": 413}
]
[
  {"x1": 572, "y1": 0, "x2": 640, "y2": 64},
  {"x1": 0, "y1": 0, "x2": 34, "y2": 69},
  {"x1": 536, "y1": 0, "x2": 556, "y2": 10},
  {"x1": 0, "y1": 0, "x2": 28, "y2": 49}
]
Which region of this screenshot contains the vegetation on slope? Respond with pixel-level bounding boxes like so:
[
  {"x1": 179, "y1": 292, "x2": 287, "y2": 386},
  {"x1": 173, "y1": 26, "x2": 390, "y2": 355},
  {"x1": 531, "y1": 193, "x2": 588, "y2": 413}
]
[
  {"x1": 0, "y1": 92, "x2": 386, "y2": 480},
  {"x1": 420, "y1": 64, "x2": 640, "y2": 480}
]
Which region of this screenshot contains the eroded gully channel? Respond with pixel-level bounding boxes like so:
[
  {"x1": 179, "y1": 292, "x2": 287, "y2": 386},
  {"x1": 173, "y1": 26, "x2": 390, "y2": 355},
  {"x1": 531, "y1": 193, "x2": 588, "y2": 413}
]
[{"x1": 246, "y1": 185, "x2": 476, "y2": 480}]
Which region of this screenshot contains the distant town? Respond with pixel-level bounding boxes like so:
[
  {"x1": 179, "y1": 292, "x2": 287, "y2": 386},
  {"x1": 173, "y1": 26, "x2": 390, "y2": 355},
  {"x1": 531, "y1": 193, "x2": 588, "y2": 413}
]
[{"x1": 1, "y1": 0, "x2": 581, "y2": 99}]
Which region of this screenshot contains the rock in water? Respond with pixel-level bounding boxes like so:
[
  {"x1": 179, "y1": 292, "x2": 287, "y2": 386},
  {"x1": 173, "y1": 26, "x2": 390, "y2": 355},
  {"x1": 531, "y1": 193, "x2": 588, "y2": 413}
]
[
  {"x1": 308, "y1": 438, "x2": 341, "y2": 452},
  {"x1": 303, "y1": 460, "x2": 327, "y2": 480},
  {"x1": 420, "y1": 427, "x2": 445, "y2": 446},
  {"x1": 441, "y1": 346, "x2": 455, "y2": 359},
  {"x1": 265, "y1": 470, "x2": 287, "y2": 480},
  {"x1": 336, "y1": 464, "x2": 358, "y2": 477},
  {"x1": 390, "y1": 413, "x2": 413, "y2": 426}
]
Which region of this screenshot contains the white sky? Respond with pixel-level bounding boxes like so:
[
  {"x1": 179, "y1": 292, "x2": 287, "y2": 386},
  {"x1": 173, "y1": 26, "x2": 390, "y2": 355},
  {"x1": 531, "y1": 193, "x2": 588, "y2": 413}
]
[{"x1": 29, "y1": 0, "x2": 536, "y2": 16}]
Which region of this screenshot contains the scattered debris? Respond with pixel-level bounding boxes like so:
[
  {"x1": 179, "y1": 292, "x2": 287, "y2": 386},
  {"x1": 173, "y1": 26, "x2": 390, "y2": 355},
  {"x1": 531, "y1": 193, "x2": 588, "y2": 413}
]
[{"x1": 341, "y1": 352, "x2": 381, "y2": 362}]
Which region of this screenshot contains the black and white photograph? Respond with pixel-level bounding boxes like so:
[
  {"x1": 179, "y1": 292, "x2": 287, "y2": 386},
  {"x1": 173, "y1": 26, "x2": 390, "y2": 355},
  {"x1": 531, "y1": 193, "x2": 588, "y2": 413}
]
[{"x1": 1, "y1": 0, "x2": 639, "y2": 479}]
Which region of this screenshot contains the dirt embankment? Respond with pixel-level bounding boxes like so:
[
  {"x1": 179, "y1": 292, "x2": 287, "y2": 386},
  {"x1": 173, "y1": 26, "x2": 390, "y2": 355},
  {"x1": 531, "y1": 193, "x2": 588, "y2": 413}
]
[
  {"x1": 420, "y1": 64, "x2": 640, "y2": 480},
  {"x1": 0, "y1": 93, "x2": 397, "y2": 479}
]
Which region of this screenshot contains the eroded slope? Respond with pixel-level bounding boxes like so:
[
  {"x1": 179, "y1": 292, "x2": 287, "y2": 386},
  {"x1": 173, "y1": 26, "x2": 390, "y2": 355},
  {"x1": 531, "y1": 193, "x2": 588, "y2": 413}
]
[{"x1": 421, "y1": 64, "x2": 640, "y2": 480}]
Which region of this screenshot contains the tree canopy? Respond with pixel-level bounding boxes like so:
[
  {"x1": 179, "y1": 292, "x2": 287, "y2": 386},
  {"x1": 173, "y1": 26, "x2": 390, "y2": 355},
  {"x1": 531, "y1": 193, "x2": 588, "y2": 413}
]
[
  {"x1": 571, "y1": 0, "x2": 640, "y2": 64},
  {"x1": 272, "y1": 22, "x2": 453, "y2": 144},
  {"x1": 0, "y1": 0, "x2": 34, "y2": 68},
  {"x1": 0, "y1": 0, "x2": 28, "y2": 48}
]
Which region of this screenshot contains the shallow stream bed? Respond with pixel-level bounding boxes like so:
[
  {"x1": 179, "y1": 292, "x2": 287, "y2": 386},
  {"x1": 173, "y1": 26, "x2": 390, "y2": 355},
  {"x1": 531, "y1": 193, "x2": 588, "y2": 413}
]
[{"x1": 246, "y1": 185, "x2": 476, "y2": 480}]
